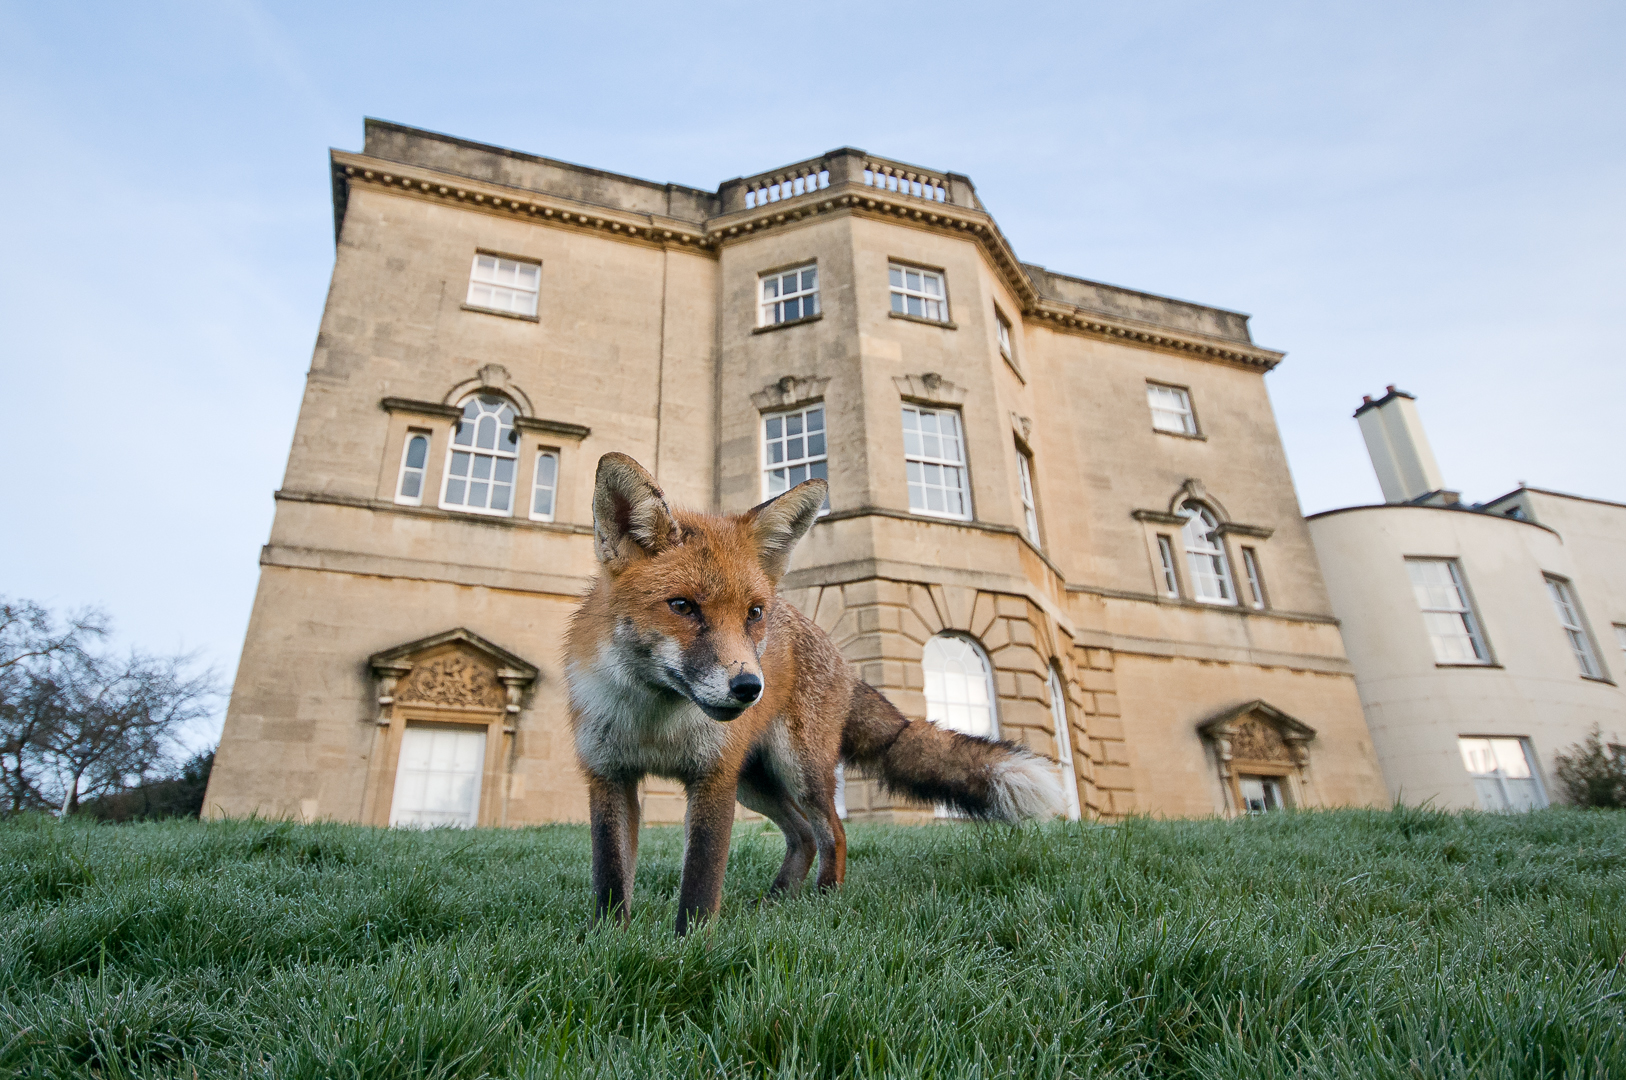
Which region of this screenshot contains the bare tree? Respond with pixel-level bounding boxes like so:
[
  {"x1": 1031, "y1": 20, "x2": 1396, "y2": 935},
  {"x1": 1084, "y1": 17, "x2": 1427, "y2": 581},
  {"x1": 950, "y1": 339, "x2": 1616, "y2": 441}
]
[
  {"x1": 1, "y1": 598, "x2": 106, "y2": 811},
  {"x1": 33, "y1": 650, "x2": 218, "y2": 814},
  {"x1": 2, "y1": 597, "x2": 216, "y2": 816}
]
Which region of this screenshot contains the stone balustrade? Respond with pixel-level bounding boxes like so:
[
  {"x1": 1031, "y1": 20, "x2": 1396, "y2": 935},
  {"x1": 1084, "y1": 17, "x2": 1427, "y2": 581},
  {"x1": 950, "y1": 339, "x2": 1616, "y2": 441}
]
[{"x1": 862, "y1": 158, "x2": 951, "y2": 203}]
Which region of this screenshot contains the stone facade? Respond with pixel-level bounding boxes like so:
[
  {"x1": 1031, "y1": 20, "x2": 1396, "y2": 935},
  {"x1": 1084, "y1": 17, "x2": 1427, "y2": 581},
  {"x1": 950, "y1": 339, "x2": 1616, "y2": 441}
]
[{"x1": 205, "y1": 120, "x2": 1388, "y2": 826}]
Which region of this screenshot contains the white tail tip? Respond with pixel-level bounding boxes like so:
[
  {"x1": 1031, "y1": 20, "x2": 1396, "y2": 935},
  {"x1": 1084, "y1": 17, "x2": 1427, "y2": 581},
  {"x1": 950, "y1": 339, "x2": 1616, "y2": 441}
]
[{"x1": 989, "y1": 752, "x2": 1068, "y2": 821}]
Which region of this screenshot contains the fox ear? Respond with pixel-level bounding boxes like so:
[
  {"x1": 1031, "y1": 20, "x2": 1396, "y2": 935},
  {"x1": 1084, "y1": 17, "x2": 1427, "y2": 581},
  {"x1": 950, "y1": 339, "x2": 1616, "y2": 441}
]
[
  {"x1": 747, "y1": 479, "x2": 827, "y2": 581},
  {"x1": 592, "y1": 453, "x2": 683, "y2": 566}
]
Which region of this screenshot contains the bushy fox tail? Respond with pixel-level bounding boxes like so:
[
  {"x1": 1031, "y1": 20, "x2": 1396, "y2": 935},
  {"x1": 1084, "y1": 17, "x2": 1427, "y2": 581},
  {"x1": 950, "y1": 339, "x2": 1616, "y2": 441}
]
[{"x1": 840, "y1": 682, "x2": 1065, "y2": 821}]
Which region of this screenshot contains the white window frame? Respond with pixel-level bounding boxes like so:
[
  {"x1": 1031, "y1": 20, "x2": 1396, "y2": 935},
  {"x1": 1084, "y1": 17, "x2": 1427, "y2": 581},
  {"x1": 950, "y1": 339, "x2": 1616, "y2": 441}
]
[
  {"x1": 466, "y1": 253, "x2": 539, "y2": 317},
  {"x1": 889, "y1": 263, "x2": 949, "y2": 322},
  {"x1": 1238, "y1": 775, "x2": 1286, "y2": 814},
  {"x1": 762, "y1": 404, "x2": 830, "y2": 510},
  {"x1": 1147, "y1": 383, "x2": 1198, "y2": 436},
  {"x1": 1016, "y1": 446, "x2": 1040, "y2": 546},
  {"x1": 1458, "y1": 736, "x2": 1548, "y2": 811},
  {"x1": 1404, "y1": 558, "x2": 1491, "y2": 665},
  {"x1": 759, "y1": 263, "x2": 819, "y2": 326},
  {"x1": 529, "y1": 449, "x2": 560, "y2": 523},
  {"x1": 996, "y1": 309, "x2": 1013, "y2": 360},
  {"x1": 1545, "y1": 575, "x2": 1603, "y2": 678},
  {"x1": 1156, "y1": 535, "x2": 1181, "y2": 598},
  {"x1": 1180, "y1": 502, "x2": 1236, "y2": 605},
  {"x1": 394, "y1": 430, "x2": 432, "y2": 507},
  {"x1": 440, "y1": 395, "x2": 520, "y2": 518},
  {"x1": 1047, "y1": 667, "x2": 1082, "y2": 821},
  {"x1": 1615, "y1": 623, "x2": 1626, "y2": 662},
  {"x1": 1242, "y1": 547, "x2": 1267, "y2": 610},
  {"x1": 389, "y1": 725, "x2": 487, "y2": 829},
  {"x1": 901, "y1": 405, "x2": 972, "y2": 521}
]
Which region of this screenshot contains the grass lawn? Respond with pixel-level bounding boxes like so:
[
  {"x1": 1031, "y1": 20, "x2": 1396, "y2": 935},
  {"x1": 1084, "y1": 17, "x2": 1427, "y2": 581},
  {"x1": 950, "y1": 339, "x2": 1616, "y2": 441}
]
[{"x1": 1, "y1": 808, "x2": 1623, "y2": 1079}]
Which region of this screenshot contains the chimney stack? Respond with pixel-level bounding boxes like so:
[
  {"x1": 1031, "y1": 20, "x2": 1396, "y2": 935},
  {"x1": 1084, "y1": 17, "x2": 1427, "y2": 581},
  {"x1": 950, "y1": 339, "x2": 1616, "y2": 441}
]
[{"x1": 1354, "y1": 387, "x2": 1445, "y2": 503}]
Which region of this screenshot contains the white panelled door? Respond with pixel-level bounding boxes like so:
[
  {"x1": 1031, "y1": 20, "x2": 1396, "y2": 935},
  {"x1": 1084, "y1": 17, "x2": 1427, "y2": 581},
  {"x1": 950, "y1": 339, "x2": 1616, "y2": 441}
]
[{"x1": 390, "y1": 726, "x2": 487, "y2": 828}]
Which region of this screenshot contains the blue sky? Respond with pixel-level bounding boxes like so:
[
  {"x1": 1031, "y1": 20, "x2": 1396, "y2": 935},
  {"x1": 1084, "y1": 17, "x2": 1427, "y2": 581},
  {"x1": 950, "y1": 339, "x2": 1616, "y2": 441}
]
[{"x1": 2, "y1": 1, "x2": 1621, "y2": 744}]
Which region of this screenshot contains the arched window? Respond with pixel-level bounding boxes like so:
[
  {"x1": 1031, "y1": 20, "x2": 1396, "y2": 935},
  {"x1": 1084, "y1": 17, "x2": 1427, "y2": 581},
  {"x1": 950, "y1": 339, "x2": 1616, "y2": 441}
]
[
  {"x1": 1180, "y1": 501, "x2": 1236, "y2": 604},
  {"x1": 922, "y1": 634, "x2": 998, "y2": 739},
  {"x1": 441, "y1": 395, "x2": 518, "y2": 515}
]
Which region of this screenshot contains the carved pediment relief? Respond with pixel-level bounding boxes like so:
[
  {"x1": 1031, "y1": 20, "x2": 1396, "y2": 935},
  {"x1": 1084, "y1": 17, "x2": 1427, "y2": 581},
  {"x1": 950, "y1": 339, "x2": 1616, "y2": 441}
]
[
  {"x1": 398, "y1": 649, "x2": 507, "y2": 709},
  {"x1": 1198, "y1": 699, "x2": 1315, "y2": 771},
  {"x1": 368, "y1": 628, "x2": 539, "y2": 722},
  {"x1": 893, "y1": 372, "x2": 967, "y2": 406},
  {"x1": 752, "y1": 374, "x2": 830, "y2": 411}
]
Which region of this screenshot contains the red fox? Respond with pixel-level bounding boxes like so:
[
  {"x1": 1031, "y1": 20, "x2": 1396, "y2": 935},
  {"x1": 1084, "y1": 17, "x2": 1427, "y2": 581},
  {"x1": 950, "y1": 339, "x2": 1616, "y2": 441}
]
[{"x1": 565, "y1": 453, "x2": 1064, "y2": 934}]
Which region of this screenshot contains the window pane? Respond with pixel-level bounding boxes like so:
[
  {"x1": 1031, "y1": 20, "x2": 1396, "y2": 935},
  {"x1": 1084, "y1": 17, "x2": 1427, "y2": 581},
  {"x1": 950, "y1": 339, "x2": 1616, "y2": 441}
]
[
  {"x1": 472, "y1": 456, "x2": 492, "y2": 480},
  {"x1": 891, "y1": 293, "x2": 904, "y2": 313},
  {"x1": 450, "y1": 452, "x2": 470, "y2": 477},
  {"x1": 808, "y1": 432, "x2": 825, "y2": 456},
  {"x1": 787, "y1": 414, "x2": 802, "y2": 436},
  {"x1": 494, "y1": 457, "x2": 515, "y2": 483},
  {"x1": 468, "y1": 481, "x2": 488, "y2": 506},
  {"x1": 907, "y1": 295, "x2": 923, "y2": 316},
  {"x1": 537, "y1": 453, "x2": 557, "y2": 485},
  {"x1": 445, "y1": 479, "x2": 465, "y2": 504},
  {"x1": 405, "y1": 436, "x2": 428, "y2": 469},
  {"x1": 534, "y1": 487, "x2": 554, "y2": 516},
  {"x1": 400, "y1": 473, "x2": 421, "y2": 499},
  {"x1": 890, "y1": 266, "x2": 903, "y2": 287},
  {"x1": 806, "y1": 407, "x2": 824, "y2": 431},
  {"x1": 766, "y1": 417, "x2": 782, "y2": 439},
  {"x1": 491, "y1": 485, "x2": 510, "y2": 511}
]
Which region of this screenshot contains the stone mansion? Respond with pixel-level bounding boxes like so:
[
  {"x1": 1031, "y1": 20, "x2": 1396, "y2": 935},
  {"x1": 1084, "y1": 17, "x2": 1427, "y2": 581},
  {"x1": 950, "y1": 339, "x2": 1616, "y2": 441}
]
[{"x1": 204, "y1": 120, "x2": 1387, "y2": 827}]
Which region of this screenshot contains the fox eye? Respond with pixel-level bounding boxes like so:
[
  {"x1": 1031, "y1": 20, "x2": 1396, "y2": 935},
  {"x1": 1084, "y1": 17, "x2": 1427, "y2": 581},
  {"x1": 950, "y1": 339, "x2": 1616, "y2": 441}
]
[
  {"x1": 747, "y1": 605, "x2": 764, "y2": 622},
  {"x1": 667, "y1": 598, "x2": 695, "y2": 617}
]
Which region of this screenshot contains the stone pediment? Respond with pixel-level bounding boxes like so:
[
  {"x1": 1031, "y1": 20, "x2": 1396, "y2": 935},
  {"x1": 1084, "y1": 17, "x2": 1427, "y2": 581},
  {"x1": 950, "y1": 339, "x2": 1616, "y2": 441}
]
[
  {"x1": 1198, "y1": 700, "x2": 1315, "y2": 767},
  {"x1": 369, "y1": 628, "x2": 539, "y2": 717}
]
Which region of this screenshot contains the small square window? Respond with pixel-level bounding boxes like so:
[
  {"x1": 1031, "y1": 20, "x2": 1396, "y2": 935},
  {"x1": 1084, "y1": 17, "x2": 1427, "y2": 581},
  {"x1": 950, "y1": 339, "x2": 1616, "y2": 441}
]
[
  {"x1": 763, "y1": 405, "x2": 830, "y2": 509},
  {"x1": 1406, "y1": 558, "x2": 1490, "y2": 663},
  {"x1": 889, "y1": 264, "x2": 948, "y2": 322},
  {"x1": 901, "y1": 405, "x2": 970, "y2": 519},
  {"x1": 531, "y1": 450, "x2": 559, "y2": 522},
  {"x1": 1147, "y1": 383, "x2": 1197, "y2": 435},
  {"x1": 760, "y1": 264, "x2": 819, "y2": 326},
  {"x1": 466, "y1": 253, "x2": 539, "y2": 317}
]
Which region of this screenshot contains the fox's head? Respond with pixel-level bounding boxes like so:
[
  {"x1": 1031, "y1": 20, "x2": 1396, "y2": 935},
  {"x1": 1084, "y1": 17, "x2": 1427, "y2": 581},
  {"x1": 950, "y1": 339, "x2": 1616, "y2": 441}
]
[{"x1": 589, "y1": 453, "x2": 827, "y2": 722}]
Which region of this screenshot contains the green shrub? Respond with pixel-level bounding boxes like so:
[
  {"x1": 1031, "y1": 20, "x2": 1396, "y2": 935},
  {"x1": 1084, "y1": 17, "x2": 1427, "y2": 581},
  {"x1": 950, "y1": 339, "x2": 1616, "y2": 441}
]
[{"x1": 1554, "y1": 726, "x2": 1626, "y2": 808}]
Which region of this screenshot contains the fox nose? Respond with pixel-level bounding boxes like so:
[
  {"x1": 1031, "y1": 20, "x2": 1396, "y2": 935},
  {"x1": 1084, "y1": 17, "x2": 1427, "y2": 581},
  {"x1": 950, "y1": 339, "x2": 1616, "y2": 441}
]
[{"x1": 728, "y1": 672, "x2": 763, "y2": 705}]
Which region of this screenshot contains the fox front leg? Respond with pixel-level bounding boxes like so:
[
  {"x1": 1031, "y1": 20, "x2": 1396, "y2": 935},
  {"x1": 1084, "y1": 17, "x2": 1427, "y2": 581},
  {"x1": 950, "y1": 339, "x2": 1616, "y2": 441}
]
[
  {"x1": 675, "y1": 778, "x2": 740, "y2": 935},
  {"x1": 589, "y1": 775, "x2": 641, "y2": 925}
]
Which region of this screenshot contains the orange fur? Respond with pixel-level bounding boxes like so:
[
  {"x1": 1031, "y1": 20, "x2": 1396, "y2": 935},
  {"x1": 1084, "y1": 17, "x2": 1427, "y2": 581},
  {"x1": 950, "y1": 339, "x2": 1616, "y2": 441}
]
[{"x1": 566, "y1": 453, "x2": 1062, "y2": 935}]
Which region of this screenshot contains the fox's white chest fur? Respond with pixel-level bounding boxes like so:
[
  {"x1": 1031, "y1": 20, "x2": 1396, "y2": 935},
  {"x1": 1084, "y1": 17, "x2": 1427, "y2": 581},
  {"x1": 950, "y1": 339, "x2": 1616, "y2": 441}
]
[{"x1": 567, "y1": 651, "x2": 730, "y2": 783}]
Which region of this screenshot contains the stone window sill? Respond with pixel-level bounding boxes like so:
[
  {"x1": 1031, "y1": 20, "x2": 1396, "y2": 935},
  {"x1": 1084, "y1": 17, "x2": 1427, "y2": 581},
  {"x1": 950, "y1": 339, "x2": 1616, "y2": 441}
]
[
  {"x1": 1436, "y1": 662, "x2": 1504, "y2": 669},
  {"x1": 753, "y1": 314, "x2": 823, "y2": 335},
  {"x1": 461, "y1": 303, "x2": 539, "y2": 323},
  {"x1": 888, "y1": 311, "x2": 957, "y2": 330},
  {"x1": 1581, "y1": 674, "x2": 1617, "y2": 685},
  {"x1": 1154, "y1": 428, "x2": 1207, "y2": 441}
]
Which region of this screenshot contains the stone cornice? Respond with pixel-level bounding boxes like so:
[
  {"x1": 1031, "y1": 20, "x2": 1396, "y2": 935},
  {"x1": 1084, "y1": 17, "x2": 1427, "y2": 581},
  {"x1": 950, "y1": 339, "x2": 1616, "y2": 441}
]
[
  {"x1": 332, "y1": 150, "x2": 719, "y2": 253},
  {"x1": 514, "y1": 416, "x2": 590, "y2": 440},
  {"x1": 335, "y1": 152, "x2": 1285, "y2": 373}
]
